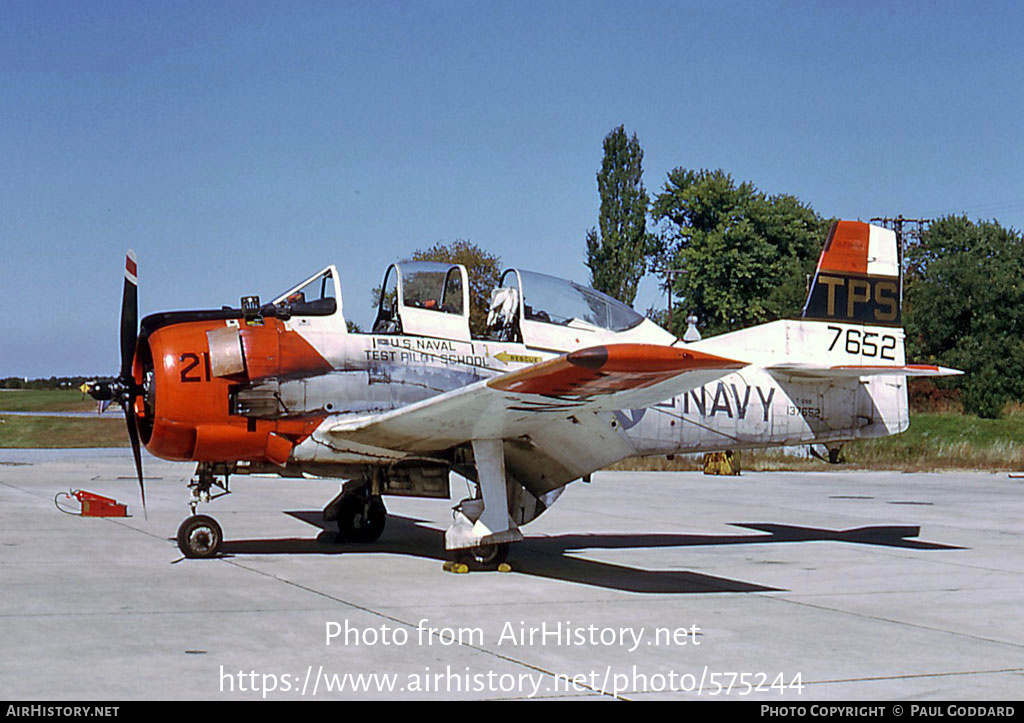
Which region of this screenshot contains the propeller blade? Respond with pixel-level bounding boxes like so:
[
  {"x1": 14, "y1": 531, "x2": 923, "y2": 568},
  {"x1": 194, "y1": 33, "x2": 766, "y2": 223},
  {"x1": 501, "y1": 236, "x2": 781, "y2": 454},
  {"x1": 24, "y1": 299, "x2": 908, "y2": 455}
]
[
  {"x1": 120, "y1": 249, "x2": 138, "y2": 382},
  {"x1": 118, "y1": 249, "x2": 145, "y2": 518},
  {"x1": 124, "y1": 404, "x2": 147, "y2": 520}
]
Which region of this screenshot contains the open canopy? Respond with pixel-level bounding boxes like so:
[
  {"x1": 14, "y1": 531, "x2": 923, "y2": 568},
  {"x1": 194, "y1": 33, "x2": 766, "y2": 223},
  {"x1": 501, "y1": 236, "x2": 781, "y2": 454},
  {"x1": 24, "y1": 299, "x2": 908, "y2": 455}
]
[{"x1": 372, "y1": 262, "x2": 472, "y2": 341}]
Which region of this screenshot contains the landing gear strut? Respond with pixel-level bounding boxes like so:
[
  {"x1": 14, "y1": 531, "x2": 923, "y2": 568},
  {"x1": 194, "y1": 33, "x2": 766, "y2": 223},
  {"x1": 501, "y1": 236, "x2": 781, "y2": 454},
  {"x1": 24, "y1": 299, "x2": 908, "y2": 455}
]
[
  {"x1": 443, "y1": 440, "x2": 522, "y2": 571},
  {"x1": 176, "y1": 463, "x2": 231, "y2": 558}
]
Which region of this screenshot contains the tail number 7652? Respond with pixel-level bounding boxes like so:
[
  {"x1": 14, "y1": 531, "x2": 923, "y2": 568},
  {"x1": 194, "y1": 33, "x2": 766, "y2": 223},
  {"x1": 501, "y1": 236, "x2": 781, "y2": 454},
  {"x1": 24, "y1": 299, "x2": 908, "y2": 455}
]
[{"x1": 827, "y1": 326, "x2": 896, "y2": 360}]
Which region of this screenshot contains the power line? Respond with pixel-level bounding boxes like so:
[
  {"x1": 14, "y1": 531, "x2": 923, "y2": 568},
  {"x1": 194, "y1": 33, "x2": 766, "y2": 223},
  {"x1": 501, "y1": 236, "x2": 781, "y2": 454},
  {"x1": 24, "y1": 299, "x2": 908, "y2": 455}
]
[
  {"x1": 869, "y1": 215, "x2": 932, "y2": 247},
  {"x1": 870, "y1": 215, "x2": 933, "y2": 307}
]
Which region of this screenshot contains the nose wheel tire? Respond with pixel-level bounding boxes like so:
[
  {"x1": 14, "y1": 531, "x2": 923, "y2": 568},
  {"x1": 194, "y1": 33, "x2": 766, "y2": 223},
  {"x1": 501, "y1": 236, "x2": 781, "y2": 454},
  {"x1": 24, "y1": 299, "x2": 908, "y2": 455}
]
[
  {"x1": 177, "y1": 514, "x2": 223, "y2": 558},
  {"x1": 336, "y1": 495, "x2": 387, "y2": 543}
]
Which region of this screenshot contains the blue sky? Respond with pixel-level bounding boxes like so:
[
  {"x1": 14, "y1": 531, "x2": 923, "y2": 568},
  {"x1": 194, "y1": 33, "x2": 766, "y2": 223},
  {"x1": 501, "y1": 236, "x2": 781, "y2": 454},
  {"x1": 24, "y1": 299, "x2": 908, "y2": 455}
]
[{"x1": 2, "y1": 0, "x2": 1022, "y2": 377}]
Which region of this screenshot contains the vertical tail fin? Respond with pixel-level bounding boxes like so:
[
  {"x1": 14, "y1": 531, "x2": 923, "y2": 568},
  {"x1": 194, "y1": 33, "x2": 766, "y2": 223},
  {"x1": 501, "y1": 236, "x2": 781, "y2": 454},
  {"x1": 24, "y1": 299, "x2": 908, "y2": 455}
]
[{"x1": 801, "y1": 221, "x2": 901, "y2": 326}]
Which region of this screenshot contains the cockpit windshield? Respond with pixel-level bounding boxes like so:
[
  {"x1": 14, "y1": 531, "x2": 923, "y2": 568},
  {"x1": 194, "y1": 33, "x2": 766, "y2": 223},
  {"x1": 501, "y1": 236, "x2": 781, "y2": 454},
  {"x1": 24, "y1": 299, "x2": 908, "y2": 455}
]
[
  {"x1": 509, "y1": 270, "x2": 644, "y2": 332},
  {"x1": 272, "y1": 268, "x2": 338, "y2": 316}
]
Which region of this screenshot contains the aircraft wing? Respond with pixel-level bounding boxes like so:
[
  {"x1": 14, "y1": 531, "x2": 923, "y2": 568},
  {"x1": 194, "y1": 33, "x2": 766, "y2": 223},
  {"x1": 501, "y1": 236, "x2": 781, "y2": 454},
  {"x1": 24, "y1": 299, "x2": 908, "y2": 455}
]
[
  {"x1": 765, "y1": 363, "x2": 963, "y2": 379},
  {"x1": 327, "y1": 344, "x2": 746, "y2": 454}
]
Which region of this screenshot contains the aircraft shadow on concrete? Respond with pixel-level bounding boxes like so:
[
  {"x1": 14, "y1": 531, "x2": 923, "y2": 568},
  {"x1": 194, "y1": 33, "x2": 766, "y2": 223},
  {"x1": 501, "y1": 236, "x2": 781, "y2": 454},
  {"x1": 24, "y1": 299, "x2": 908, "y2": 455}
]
[{"x1": 216, "y1": 512, "x2": 963, "y2": 595}]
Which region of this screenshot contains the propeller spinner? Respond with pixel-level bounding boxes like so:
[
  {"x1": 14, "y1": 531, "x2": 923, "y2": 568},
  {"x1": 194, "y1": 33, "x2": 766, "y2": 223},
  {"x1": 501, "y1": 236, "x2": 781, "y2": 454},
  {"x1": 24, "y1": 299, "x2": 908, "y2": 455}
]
[{"x1": 85, "y1": 250, "x2": 147, "y2": 518}]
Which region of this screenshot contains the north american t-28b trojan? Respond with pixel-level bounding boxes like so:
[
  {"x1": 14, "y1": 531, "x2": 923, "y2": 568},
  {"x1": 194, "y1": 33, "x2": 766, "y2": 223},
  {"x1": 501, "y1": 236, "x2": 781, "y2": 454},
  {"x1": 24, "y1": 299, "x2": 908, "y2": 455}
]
[{"x1": 87, "y1": 221, "x2": 959, "y2": 567}]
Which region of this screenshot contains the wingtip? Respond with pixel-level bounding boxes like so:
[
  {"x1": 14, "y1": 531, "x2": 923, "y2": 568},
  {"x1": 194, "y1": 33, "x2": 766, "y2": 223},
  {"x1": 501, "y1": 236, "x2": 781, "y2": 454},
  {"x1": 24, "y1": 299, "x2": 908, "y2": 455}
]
[
  {"x1": 571, "y1": 343, "x2": 746, "y2": 373},
  {"x1": 566, "y1": 346, "x2": 609, "y2": 370}
]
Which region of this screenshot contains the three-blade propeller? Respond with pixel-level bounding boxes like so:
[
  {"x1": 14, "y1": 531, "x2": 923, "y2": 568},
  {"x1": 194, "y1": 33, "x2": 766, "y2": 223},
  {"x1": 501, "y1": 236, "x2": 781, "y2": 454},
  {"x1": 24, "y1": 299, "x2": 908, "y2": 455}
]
[{"x1": 85, "y1": 250, "x2": 146, "y2": 518}]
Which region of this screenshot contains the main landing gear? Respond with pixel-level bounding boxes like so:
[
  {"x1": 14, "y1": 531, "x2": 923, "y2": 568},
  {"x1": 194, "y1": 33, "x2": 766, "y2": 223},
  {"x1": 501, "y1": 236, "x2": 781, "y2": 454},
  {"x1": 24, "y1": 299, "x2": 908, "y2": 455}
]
[
  {"x1": 442, "y1": 440, "x2": 522, "y2": 572},
  {"x1": 323, "y1": 482, "x2": 387, "y2": 543},
  {"x1": 176, "y1": 463, "x2": 230, "y2": 559}
]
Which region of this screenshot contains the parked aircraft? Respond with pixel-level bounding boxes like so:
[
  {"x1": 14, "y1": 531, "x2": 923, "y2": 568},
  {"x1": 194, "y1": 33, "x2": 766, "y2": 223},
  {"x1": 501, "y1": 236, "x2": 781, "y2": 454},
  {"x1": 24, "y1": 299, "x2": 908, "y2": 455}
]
[{"x1": 86, "y1": 221, "x2": 959, "y2": 567}]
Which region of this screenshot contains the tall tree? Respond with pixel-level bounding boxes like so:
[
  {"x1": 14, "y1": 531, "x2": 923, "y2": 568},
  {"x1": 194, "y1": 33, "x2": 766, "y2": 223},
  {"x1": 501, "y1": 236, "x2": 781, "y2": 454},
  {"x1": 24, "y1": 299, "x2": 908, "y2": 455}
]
[
  {"x1": 904, "y1": 215, "x2": 1024, "y2": 418},
  {"x1": 585, "y1": 126, "x2": 653, "y2": 306},
  {"x1": 649, "y1": 168, "x2": 828, "y2": 337},
  {"x1": 372, "y1": 240, "x2": 501, "y2": 337}
]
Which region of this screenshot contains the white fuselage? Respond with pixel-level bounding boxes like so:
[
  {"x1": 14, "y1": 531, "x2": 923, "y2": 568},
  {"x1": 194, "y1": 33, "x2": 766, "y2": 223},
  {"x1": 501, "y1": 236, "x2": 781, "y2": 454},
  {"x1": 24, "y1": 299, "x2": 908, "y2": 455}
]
[{"x1": 284, "y1": 317, "x2": 909, "y2": 472}]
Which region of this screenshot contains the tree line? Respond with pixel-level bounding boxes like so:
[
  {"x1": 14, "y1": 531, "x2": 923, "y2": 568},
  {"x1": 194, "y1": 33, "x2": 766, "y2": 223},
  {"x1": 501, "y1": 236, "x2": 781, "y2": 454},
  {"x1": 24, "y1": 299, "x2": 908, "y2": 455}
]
[{"x1": 1, "y1": 376, "x2": 91, "y2": 390}]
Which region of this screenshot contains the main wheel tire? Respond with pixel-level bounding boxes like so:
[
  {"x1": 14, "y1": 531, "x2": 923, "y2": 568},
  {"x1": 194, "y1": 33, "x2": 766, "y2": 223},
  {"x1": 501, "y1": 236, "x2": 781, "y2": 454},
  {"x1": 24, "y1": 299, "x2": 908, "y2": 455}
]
[
  {"x1": 454, "y1": 542, "x2": 509, "y2": 569},
  {"x1": 336, "y1": 495, "x2": 386, "y2": 543},
  {"x1": 177, "y1": 515, "x2": 223, "y2": 559}
]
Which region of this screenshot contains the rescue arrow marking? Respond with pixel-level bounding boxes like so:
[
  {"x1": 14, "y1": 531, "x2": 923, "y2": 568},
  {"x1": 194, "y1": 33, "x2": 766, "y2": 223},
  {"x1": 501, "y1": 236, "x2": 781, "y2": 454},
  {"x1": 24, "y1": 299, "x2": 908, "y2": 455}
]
[{"x1": 494, "y1": 351, "x2": 543, "y2": 365}]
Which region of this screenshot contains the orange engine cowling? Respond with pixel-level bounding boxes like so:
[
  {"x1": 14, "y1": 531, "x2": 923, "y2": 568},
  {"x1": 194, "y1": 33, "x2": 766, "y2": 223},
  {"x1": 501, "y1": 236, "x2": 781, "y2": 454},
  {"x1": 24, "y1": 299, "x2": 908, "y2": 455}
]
[{"x1": 135, "y1": 316, "x2": 330, "y2": 464}]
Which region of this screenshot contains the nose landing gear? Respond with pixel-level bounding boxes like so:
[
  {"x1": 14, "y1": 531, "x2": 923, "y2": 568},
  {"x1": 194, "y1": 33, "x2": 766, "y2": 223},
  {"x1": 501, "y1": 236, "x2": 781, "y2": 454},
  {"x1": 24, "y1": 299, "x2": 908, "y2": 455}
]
[{"x1": 176, "y1": 463, "x2": 231, "y2": 558}]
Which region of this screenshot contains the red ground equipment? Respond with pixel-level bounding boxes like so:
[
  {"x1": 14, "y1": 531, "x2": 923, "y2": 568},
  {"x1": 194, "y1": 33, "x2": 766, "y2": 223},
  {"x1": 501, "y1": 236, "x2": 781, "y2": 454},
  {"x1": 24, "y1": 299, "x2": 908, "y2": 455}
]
[{"x1": 55, "y1": 490, "x2": 129, "y2": 517}]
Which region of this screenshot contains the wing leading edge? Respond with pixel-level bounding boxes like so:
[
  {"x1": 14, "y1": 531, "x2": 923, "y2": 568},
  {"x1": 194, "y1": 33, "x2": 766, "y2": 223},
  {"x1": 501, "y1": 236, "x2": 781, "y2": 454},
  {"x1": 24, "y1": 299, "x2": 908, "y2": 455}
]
[{"x1": 327, "y1": 343, "x2": 746, "y2": 454}]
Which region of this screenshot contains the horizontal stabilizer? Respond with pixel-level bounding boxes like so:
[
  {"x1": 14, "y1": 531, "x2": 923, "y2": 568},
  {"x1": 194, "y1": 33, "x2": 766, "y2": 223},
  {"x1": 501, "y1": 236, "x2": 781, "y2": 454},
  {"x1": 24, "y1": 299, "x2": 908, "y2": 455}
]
[{"x1": 766, "y1": 362, "x2": 963, "y2": 380}]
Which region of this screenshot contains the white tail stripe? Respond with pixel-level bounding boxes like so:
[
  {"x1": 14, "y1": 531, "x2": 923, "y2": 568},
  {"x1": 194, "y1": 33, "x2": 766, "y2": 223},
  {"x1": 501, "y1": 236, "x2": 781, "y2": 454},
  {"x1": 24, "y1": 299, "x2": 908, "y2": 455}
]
[{"x1": 866, "y1": 226, "x2": 898, "y2": 277}]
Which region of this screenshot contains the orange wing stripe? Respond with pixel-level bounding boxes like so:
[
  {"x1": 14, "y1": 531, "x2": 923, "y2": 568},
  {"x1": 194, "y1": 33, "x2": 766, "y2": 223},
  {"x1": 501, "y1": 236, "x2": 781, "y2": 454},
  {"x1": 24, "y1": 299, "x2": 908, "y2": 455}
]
[{"x1": 488, "y1": 344, "x2": 746, "y2": 397}]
